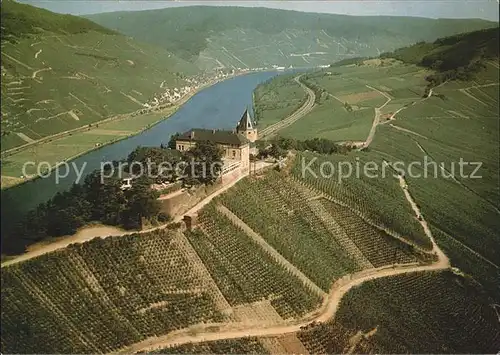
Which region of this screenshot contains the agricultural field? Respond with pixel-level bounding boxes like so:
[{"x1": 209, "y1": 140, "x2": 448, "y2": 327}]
[
  {"x1": 149, "y1": 338, "x2": 268, "y2": 354},
  {"x1": 1, "y1": 31, "x2": 194, "y2": 152},
  {"x1": 186, "y1": 203, "x2": 322, "y2": 320},
  {"x1": 257, "y1": 57, "x2": 499, "y2": 305},
  {"x1": 1, "y1": 5, "x2": 499, "y2": 353},
  {"x1": 217, "y1": 171, "x2": 429, "y2": 291},
  {"x1": 291, "y1": 151, "x2": 431, "y2": 250},
  {"x1": 365, "y1": 64, "x2": 500, "y2": 300},
  {"x1": 330, "y1": 271, "x2": 500, "y2": 353},
  {"x1": 1, "y1": 229, "x2": 227, "y2": 353},
  {"x1": 1, "y1": 107, "x2": 175, "y2": 187},
  {"x1": 254, "y1": 60, "x2": 431, "y2": 142},
  {"x1": 278, "y1": 97, "x2": 374, "y2": 142},
  {"x1": 253, "y1": 73, "x2": 307, "y2": 129}
]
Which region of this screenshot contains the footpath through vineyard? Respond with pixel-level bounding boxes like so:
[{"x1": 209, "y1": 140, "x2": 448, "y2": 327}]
[{"x1": 115, "y1": 175, "x2": 451, "y2": 354}]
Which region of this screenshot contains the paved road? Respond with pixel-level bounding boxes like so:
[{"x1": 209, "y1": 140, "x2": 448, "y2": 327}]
[{"x1": 259, "y1": 74, "x2": 316, "y2": 138}]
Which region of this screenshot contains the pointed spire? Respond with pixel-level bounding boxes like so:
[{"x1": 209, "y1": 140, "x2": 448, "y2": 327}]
[{"x1": 237, "y1": 108, "x2": 253, "y2": 132}]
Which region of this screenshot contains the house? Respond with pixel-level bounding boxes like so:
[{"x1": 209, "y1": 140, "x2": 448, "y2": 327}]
[
  {"x1": 175, "y1": 109, "x2": 258, "y2": 175},
  {"x1": 119, "y1": 172, "x2": 135, "y2": 190}
]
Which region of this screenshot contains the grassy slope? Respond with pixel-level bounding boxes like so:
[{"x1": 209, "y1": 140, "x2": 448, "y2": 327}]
[
  {"x1": 86, "y1": 6, "x2": 497, "y2": 70},
  {"x1": 253, "y1": 73, "x2": 307, "y2": 129},
  {"x1": 381, "y1": 27, "x2": 499, "y2": 70},
  {"x1": 370, "y1": 28, "x2": 500, "y2": 297},
  {"x1": 369, "y1": 65, "x2": 500, "y2": 298},
  {"x1": 1, "y1": 0, "x2": 197, "y2": 152},
  {"x1": 1, "y1": 107, "x2": 176, "y2": 186},
  {"x1": 260, "y1": 27, "x2": 499, "y2": 298}
]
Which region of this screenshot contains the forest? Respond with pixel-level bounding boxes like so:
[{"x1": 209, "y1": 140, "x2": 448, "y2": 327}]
[{"x1": 1, "y1": 141, "x2": 223, "y2": 256}]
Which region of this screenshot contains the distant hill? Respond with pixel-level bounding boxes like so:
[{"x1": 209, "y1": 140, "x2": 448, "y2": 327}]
[
  {"x1": 381, "y1": 27, "x2": 499, "y2": 88},
  {"x1": 86, "y1": 6, "x2": 497, "y2": 70},
  {"x1": 1, "y1": 0, "x2": 117, "y2": 41},
  {"x1": 1, "y1": 0, "x2": 197, "y2": 152}
]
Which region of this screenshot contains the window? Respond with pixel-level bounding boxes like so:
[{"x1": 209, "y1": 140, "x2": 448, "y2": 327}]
[{"x1": 232, "y1": 150, "x2": 236, "y2": 158}]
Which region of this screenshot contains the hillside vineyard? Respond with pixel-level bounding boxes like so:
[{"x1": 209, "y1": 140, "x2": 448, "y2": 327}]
[{"x1": 1, "y1": 1, "x2": 499, "y2": 354}]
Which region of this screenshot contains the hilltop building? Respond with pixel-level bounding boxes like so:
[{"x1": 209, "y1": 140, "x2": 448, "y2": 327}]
[
  {"x1": 175, "y1": 109, "x2": 258, "y2": 176},
  {"x1": 236, "y1": 109, "x2": 258, "y2": 143}
]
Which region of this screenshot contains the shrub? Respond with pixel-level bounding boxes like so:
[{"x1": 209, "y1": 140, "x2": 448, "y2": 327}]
[{"x1": 157, "y1": 212, "x2": 171, "y2": 223}]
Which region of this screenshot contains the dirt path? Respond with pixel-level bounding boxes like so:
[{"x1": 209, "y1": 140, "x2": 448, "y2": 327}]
[
  {"x1": 1, "y1": 225, "x2": 125, "y2": 267},
  {"x1": 114, "y1": 173, "x2": 450, "y2": 354},
  {"x1": 116, "y1": 260, "x2": 447, "y2": 354},
  {"x1": 459, "y1": 88, "x2": 487, "y2": 106},
  {"x1": 361, "y1": 85, "x2": 392, "y2": 148},
  {"x1": 389, "y1": 124, "x2": 429, "y2": 139},
  {"x1": 31, "y1": 67, "x2": 52, "y2": 79},
  {"x1": 3, "y1": 154, "x2": 452, "y2": 352},
  {"x1": 462, "y1": 82, "x2": 499, "y2": 90},
  {"x1": 2, "y1": 173, "x2": 248, "y2": 268},
  {"x1": 396, "y1": 173, "x2": 449, "y2": 267},
  {"x1": 174, "y1": 172, "x2": 248, "y2": 222},
  {"x1": 259, "y1": 75, "x2": 316, "y2": 138}
]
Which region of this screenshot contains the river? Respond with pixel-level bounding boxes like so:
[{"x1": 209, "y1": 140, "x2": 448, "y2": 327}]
[{"x1": 1, "y1": 71, "x2": 283, "y2": 222}]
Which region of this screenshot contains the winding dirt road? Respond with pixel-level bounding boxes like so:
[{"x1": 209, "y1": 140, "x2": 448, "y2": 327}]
[
  {"x1": 1, "y1": 173, "x2": 247, "y2": 268},
  {"x1": 3, "y1": 73, "x2": 456, "y2": 353},
  {"x1": 259, "y1": 74, "x2": 316, "y2": 138},
  {"x1": 362, "y1": 85, "x2": 392, "y2": 148},
  {"x1": 114, "y1": 173, "x2": 450, "y2": 354}
]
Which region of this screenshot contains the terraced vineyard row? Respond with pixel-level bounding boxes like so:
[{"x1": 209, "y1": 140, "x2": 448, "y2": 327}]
[
  {"x1": 319, "y1": 198, "x2": 426, "y2": 267},
  {"x1": 292, "y1": 151, "x2": 432, "y2": 250},
  {"x1": 282, "y1": 175, "x2": 433, "y2": 267},
  {"x1": 217, "y1": 173, "x2": 360, "y2": 291},
  {"x1": 334, "y1": 271, "x2": 500, "y2": 353},
  {"x1": 187, "y1": 204, "x2": 321, "y2": 320},
  {"x1": 147, "y1": 338, "x2": 268, "y2": 354},
  {"x1": 262, "y1": 172, "x2": 374, "y2": 269},
  {"x1": 1, "y1": 230, "x2": 225, "y2": 354},
  {"x1": 296, "y1": 321, "x2": 381, "y2": 354}
]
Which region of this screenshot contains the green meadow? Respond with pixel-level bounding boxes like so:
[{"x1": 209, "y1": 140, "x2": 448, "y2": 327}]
[
  {"x1": 1, "y1": 107, "x2": 175, "y2": 188},
  {"x1": 257, "y1": 58, "x2": 499, "y2": 300}
]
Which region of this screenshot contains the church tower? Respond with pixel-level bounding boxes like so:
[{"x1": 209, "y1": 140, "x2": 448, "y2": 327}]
[{"x1": 236, "y1": 109, "x2": 258, "y2": 143}]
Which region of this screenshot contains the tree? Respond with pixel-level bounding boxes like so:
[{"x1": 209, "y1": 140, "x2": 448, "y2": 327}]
[
  {"x1": 268, "y1": 144, "x2": 286, "y2": 159},
  {"x1": 168, "y1": 132, "x2": 181, "y2": 149},
  {"x1": 127, "y1": 146, "x2": 183, "y2": 182},
  {"x1": 83, "y1": 171, "x2": 126, "y2": 225},
  {"x1": 182, "y1": 140, "x2": 223, "y2": 185},
  {"x1": 122, "y1": 177, "x2": 160, "y2": 229}
]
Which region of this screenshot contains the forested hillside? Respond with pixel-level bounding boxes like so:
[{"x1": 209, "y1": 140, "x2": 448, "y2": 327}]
[
  {"x1": 381, "y1": 27, "x2": 499, "y2": 86},
  {"x1": 86, "y1": 6, "x2": 497, "y2": 70},
  {"x1": 1, "y1": 0, "x2": 116, "y2": 41},
  {"x1": 1, "y1": 0, "x2": 196, "y2": 152}
]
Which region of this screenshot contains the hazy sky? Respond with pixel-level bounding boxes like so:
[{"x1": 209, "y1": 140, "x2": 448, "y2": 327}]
[{"x1": 19, "y1": 0, "x2": 500, "y2": 21}]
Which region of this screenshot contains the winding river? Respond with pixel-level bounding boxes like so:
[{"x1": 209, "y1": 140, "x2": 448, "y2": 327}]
[{"x1": 1, "y1": 71, "x2": 282, "y2": 222}]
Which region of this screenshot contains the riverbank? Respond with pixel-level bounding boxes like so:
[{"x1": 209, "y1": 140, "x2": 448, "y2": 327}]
[{"x1": 1, "y1": 70, "x2": 257, "y2": 191}]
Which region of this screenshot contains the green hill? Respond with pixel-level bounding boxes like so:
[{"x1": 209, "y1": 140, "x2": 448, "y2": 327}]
[
  {"x1": 1, "y1": 0, "x2": 117, "y2": 41},
  {"x1": 86, "y1": 6, "x2": 497, "y2": 70},
  {"x1": 381, "y1": 27, "x2": 499, "y2": 84},
  {"x1": 1, "y1": 0, "x2": 197, "y2": 152}
]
